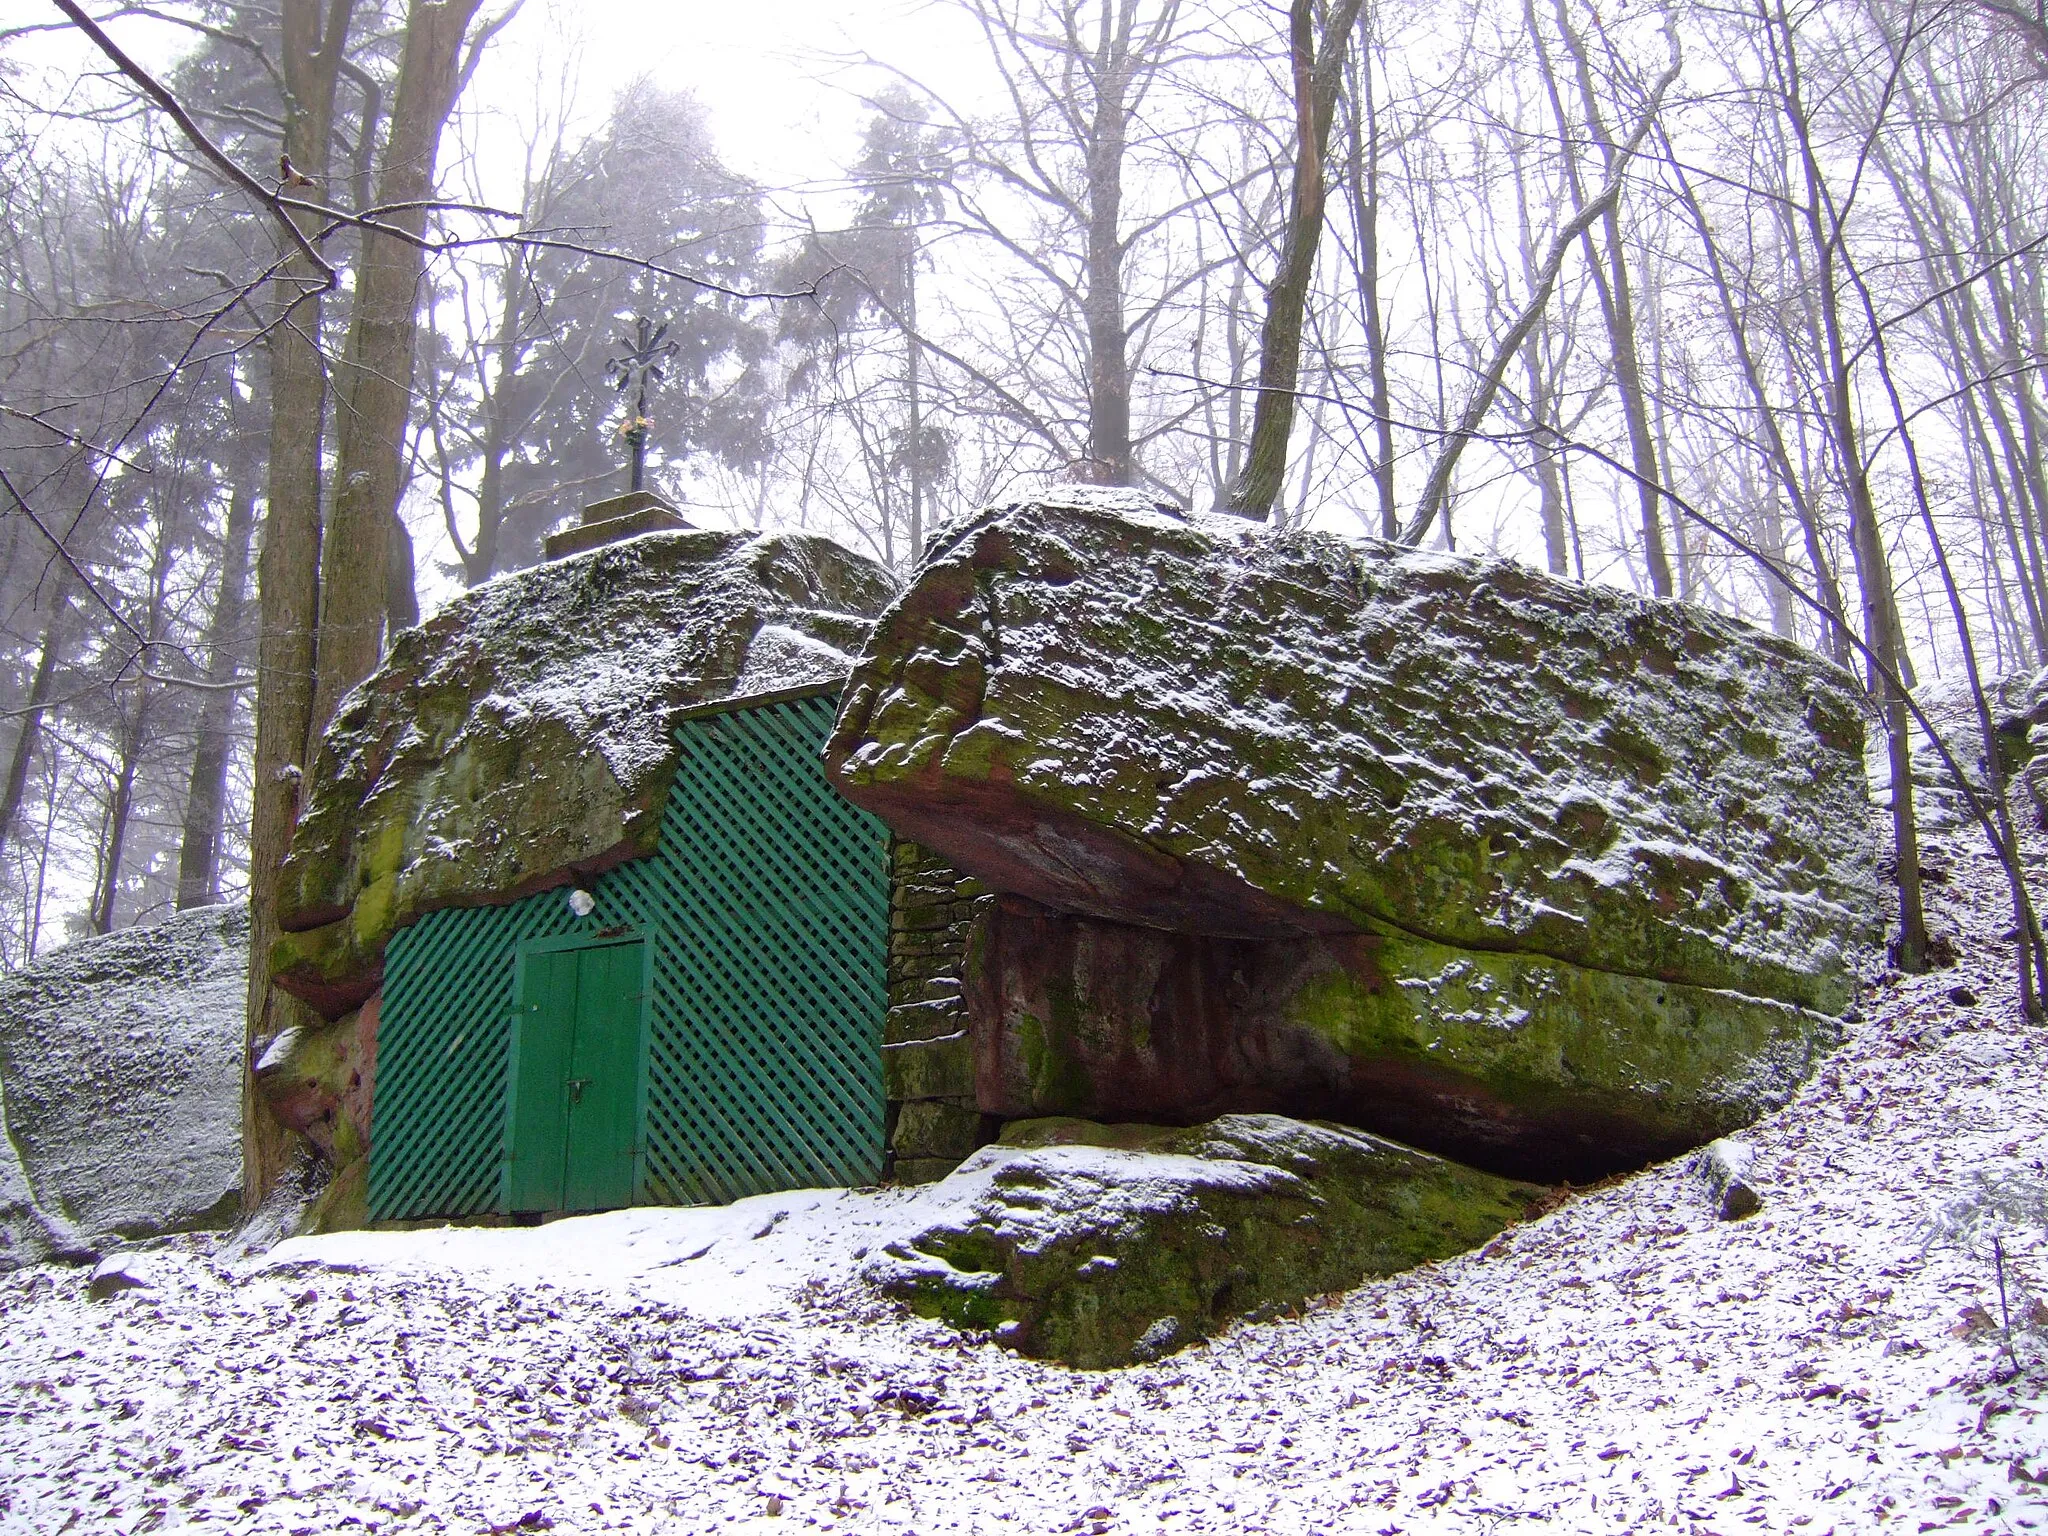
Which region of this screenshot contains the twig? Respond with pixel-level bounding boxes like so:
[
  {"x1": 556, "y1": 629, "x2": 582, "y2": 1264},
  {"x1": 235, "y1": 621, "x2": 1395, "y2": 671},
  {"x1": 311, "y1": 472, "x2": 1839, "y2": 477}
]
[
  {"x1": 51, "y1": 0, "x2": 336, "y2": 284},
  {"x1": 0, "y1": 405, "x2": 151, "y2": 473}
]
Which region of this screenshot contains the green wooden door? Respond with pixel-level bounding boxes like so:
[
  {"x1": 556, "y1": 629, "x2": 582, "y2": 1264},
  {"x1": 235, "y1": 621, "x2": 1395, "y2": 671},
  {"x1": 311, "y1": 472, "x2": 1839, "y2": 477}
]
[{"x1": 504, "y1": 935, "x2": 645, "y2": 1213}]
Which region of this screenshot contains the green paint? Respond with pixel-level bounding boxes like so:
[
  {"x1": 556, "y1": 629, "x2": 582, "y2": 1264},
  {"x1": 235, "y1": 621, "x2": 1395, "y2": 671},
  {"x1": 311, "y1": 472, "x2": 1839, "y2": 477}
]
[
  {"x1": 368, "y1": 692, "x2": 889, "y2": 1223},
  {"x1": 504, "y1": 936, "x2": 644, "y2": 1214}
]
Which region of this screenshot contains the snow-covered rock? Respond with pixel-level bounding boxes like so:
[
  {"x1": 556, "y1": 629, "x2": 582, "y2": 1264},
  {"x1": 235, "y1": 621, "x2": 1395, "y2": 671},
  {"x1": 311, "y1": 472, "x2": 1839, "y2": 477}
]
[
  {"x1": 868, "y1": 1113, "x2": 1542, "y2": 1368},
  {"x1": 1690, "y1": 1136, "x2": 1763, "y2": 1220},
  {"x1": 832, "y1": 489, "x2": 1878, "y2": 1007},
  {"x1": 0, "y1": 902, "x2": 245, "y2": 1266},
  {"x1": 272, "y1": 530, "x2": 896, "y2": 1015},
  {"x1": 831, "y1": 490, "x2": 1881, "y2": 1177},
  {"x1": 1, "y1": 814, "x2": 2042, "y2": 1534}
]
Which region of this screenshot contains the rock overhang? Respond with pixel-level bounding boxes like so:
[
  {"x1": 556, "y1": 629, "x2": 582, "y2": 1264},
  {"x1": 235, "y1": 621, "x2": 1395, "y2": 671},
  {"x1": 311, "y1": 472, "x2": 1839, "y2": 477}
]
[
  {"x1": 826, "y1": 488, "x2": 1883, "y2": 1181},
  {"x1": 273, "y1": 527, "x2": 898, "y2": 1017},
  {"x1": 827, "y1": 487, "x2": 1882, "y2": 1014}
]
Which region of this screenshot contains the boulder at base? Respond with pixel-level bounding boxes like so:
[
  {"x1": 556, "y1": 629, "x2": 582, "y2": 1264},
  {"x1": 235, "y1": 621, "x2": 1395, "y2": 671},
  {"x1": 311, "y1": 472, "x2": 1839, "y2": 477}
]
[
  {"x1": 870, "y1": 1113, "x2": 1544, "y2": 1368},
  {"x1": 274, "y1": 529, "x2": 896, "y2": 1015},
  {"x1": 830, "y1": 489, "x2": 1879, "y2": 1177},
  {"x1": 0, "y1": 902, "x2": 246, "y2": 1266}
]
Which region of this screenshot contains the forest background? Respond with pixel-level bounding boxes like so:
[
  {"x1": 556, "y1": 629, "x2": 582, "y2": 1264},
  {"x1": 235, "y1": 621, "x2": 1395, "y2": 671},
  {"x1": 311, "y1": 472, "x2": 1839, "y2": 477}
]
[{"x1": 2, "y1": 0, "x2": 2045, "y2": 1202}]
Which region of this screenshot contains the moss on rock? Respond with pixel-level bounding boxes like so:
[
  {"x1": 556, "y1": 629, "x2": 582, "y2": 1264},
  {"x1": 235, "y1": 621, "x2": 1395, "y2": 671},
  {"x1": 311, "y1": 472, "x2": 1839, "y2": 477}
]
[
  {"x1": 968, "y1": 893, "x2": 1842, "y2": 1184},
  {"x1": 828, "y1": 489, "x2": 1879, "y2": 1015},
  {"x1": 868, "y1": 1112, "x2": 1544, "y2": 1367},
  {"x1": 275, "y1": 530, "x2": 895, "y2": 1015}
]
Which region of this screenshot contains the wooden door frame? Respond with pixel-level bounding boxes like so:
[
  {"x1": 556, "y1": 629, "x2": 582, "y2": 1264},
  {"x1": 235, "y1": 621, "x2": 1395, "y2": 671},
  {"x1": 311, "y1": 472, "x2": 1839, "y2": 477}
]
[{"x1": 501, "y1": 925, "x2": 655, "y2": 1213}]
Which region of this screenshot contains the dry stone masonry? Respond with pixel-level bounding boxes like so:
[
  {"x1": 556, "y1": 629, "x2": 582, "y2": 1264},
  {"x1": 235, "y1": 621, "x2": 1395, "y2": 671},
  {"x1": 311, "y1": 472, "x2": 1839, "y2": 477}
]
[{"x1": 884, "y1": 840, "x2": 993, "y2": 1182}]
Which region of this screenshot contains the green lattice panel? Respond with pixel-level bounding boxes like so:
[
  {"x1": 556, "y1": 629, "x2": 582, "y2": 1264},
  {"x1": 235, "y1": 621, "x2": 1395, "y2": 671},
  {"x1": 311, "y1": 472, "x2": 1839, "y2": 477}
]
[{"x1": 368, "y1": 690, "x2": 888, "y2": 1222}]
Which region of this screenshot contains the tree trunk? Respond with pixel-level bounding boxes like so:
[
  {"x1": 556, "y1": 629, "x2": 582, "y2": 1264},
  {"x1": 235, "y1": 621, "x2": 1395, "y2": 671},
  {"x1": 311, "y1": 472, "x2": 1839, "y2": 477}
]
[
  {"x1": 1539, "y1": 0, "x2": 1672, "y2": 596},
  {"x1": 1343, "y1": 33, "x2": 1398, "y2": 541},
  {"x1": 1664, "y1": 143, "x2": 1854, "y2": 664},
  {"x1": 0, "y1": 568, "x2": 77, "y2": 861},
  {"x1": 1227, "y1": 0, "x2": 1364, "y2": 519},
  {"x1": 310, "y1": 0, "x2": 487, "y2": 738},
  {"x1": 246, "y1": 0, "x2": 357, "y2": 1215},
  {"x1": 904, "y1": 224, "x2": 926, "y2": 562},
  {"x1": 1767, "y1": 0, "x2": 1927, "y2": 970},
  {"x1": 1080, "y1": 1, "x2": 1137, "y2": 485},
  {"x1": 91, "y1": 699, "x2": 149, "y2": 935},
  {"x1": 175, "y1": 468, "x2": 257, "y2": 909}
]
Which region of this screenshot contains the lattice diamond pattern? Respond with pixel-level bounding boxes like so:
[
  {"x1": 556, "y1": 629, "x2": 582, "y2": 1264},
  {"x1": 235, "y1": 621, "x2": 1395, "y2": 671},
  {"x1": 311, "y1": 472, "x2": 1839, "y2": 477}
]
[{"x1": 368, "y1": 691, "x2": 888, "y2": 1222}]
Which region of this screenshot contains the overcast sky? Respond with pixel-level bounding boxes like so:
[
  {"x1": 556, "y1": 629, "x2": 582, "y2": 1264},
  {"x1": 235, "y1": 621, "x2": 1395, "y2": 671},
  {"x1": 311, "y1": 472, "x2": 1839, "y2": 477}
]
[{"x1": 0, "y1": 0, "x2": 992, "y2": 189}]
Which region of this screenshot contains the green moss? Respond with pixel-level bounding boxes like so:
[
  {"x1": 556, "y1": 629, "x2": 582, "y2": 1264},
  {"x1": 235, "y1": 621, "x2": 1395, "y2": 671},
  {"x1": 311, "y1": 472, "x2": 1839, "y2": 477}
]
[
  {"x1": 874, "y1": 1113, "x2": 1545, "y2": 1368},
  {"x1": 268, "y1": 920, "x2": 362, "y2": 992},
  {"x1": 883, "y1": 1036, "x2": 976, "y2": 1100},
  {"x1": 1017, "y1": 999, "x2": 1094, "y2": 1112},
  {"x1": 825, "y1": 492, "x2": 1881, "y2": 1016},
  {"x1": 351, "y1": 873, "x2": 399, "y2": 952},
  {"x1": 1278, "y1": 922, "x2": 1838, "y2": 1143},
  {"x1": 306, "y1": 1156, "x2": 369, "y2": 1234}
]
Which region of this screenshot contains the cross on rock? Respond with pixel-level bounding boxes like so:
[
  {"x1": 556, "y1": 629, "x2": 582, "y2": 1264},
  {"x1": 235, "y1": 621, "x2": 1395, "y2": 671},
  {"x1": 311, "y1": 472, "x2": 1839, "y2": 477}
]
[{"x1": 604, "y1": 315, "x2": 680, "y2": 494}]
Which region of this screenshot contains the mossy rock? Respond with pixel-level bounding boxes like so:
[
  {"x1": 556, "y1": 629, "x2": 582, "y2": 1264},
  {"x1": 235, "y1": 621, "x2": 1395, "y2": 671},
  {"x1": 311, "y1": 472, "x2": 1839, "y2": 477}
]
[
  {"x1": 828, "y1": 489, "x2": 1880, "y2": 1014},
  {"x1": 969, "y1": 898, "x2": 1841, "y2": 1183},
  {"x1": 275, "y1": 529, "x2": 896, "y2": 1015},
  {"x1": 868, "y1": 1112, "x2": 1544, "y2": 1368}
]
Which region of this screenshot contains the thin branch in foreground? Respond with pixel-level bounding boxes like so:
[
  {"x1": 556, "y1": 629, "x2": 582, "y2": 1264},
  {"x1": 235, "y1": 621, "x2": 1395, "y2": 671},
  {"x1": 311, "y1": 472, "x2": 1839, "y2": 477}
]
[{"x1": 51, "y1": 0, "x2": 336, "y2": 284}]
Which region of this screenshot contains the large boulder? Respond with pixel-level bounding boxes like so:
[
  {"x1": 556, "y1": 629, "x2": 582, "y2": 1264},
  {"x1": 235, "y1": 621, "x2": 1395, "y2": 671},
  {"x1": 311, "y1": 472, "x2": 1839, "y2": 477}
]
[
  {"x1": 0, "y1": 902, "x2": 246, "y2": 1266},
  {"x1": 870, "y1": 1113, "x2": 1544, "y2": 1367},
  {"x1": 829, "y1": 490, "x2": 1880, "y2": 1177},
  {"x1": 274, "y1": 530, "x2": 896, "y2": 1015}
]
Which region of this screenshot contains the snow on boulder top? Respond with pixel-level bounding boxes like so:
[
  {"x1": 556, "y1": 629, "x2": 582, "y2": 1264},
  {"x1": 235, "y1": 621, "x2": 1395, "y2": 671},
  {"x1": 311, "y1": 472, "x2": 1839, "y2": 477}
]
[
  {"x1": 0, "y1": 900, "x2": 246, "y2": 1261},
  {"x1": 827, "y1": 493, "x2": 1881, "y2": 1014},
  {"x1": 274, "y1": 528, "x2": 896, "y2": 1017}
]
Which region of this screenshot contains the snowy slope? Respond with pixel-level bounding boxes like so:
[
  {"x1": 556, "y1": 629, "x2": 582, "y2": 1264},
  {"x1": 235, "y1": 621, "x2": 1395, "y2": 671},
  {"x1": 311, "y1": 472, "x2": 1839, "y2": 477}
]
[{"x1": 2, "y1": 833, "x2": 2046, "y2": 1532}]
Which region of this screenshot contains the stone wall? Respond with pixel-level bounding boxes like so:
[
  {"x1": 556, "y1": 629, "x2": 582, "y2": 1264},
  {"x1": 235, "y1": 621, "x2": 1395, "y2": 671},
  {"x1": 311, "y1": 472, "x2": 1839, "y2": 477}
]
[{"x1": 883, "y1": 840, "x2": 992, "y2": 1182}]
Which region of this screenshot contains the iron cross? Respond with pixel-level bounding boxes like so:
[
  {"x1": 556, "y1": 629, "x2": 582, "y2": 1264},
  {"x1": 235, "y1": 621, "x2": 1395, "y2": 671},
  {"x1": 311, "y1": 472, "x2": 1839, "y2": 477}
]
[{"x1": 604, "y1": 315, "x2": 681, "y2": 493}]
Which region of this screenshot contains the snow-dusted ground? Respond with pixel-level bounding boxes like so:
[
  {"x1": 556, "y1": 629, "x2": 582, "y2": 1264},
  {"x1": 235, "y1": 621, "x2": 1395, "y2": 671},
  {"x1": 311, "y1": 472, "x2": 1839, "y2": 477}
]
[{"x1": 4, "y1": 825, "x2": 2048, "y2": 1534}]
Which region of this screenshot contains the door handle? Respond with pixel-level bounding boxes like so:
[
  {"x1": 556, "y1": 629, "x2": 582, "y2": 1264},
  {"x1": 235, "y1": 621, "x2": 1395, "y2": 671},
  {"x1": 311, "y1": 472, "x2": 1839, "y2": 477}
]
[{"x1": 567, "y1": 1077, "x2": 590, "y2": 1105}]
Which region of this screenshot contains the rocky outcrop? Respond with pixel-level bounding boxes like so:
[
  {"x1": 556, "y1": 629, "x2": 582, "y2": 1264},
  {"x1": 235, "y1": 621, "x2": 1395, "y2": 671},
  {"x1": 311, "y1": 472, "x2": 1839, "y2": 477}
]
[
  {"x1": 0, "y1": 902, "x2": 246, "y2": 1266},
  {"x1": 967, "y1": 895, "x2": 1837, "y2": 1184},
  {"x1": 828, "y1": 490, "x2": 1880, "y2": 1179},
  {"x1": 870, "y1": 1113, "x2": 1544, "y2": 1367},
  {"x1": 252, "y1": 992, "x2": 377, "y2": 1231},
  {"x1": 274, "y1": 529, "x2": 896, "y2": 1016}
]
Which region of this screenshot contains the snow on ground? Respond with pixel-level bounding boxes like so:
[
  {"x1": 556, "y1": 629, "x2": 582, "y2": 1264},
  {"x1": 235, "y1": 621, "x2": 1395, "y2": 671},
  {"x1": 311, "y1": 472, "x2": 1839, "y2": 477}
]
[{"x1": 4, "y1": 826, "x2": 2048, "y2": 1534}]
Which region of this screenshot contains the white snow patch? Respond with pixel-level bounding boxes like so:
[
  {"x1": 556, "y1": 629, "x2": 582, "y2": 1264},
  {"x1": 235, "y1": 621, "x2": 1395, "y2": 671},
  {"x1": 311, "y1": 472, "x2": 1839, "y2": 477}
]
[{"x1": 2, "y1": 833, "x2": 2046, "y2": 1532}]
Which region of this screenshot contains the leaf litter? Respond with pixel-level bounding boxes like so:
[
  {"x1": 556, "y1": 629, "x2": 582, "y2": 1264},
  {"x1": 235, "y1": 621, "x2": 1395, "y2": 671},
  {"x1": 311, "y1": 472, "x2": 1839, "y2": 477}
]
[{"x1": 3, "y1": 813, "x2": 2047, "y2": 1533}]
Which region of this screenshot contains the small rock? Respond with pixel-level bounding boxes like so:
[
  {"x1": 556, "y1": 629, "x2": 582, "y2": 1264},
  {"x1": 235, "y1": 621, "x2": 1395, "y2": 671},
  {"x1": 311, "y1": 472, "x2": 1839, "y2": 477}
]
[
  {"x1": 87, "y1": 1253, "x2": 154, "y2": 1300},
  {"x1": 1692, "y1": 1138, "x2": 1762, "y2": 1221},
  {"x1": 1130, "y1": 1316, "x2": 1180, "y2": 1362},
  {"x1": 1950, "y1": 985, "x2": 1980, "y2": 1007},
  {"x1": 1952, "y1": 1036, "x2": 2017, "y2": 1069}
]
